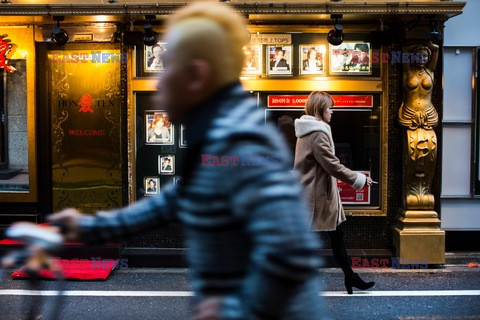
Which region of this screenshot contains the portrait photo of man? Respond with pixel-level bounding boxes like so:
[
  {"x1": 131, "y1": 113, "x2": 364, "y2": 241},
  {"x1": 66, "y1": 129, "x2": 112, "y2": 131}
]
[
  {"x1": 144, "y1": 177, "x2": 160, "y2": 195},
  {"x1": 267, "y1": 45, "x2": 292, "y2": 75},
  {"x1": 159, "y1": 155, "x2": 175, "y2": 175},
  {"x1": 145, "y1": 42, "x2": 167, "y2": 72}
]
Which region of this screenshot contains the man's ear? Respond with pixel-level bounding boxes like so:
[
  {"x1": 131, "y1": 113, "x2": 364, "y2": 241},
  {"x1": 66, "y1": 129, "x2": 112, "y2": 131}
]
[{"x1": 187, "y1": 59, "x2": 212, "y2": 93}]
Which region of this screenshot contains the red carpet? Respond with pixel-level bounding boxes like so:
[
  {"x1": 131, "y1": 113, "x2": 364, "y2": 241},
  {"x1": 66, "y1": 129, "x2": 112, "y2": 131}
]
[
  {"x1": 0, "y1": 239, "x2": 110, "y2": 246},
  {"x1": 11, "y1": 257, "x2": 118, "y2": 280},
  {"x1": 1, "y1": 239, "x2": 120, "y2": 280},
  {"x1": 0, "y1": 239, "x2": 28, "y2": 245}
]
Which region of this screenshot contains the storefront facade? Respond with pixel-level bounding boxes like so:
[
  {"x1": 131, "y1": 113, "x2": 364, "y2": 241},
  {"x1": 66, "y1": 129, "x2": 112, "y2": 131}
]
[
  {"x1": 0, "y1": 0, "x2": 469, "y2": 266},
  {"x1": 441, "y1": 0, "x2": 480, "y2": 249}
]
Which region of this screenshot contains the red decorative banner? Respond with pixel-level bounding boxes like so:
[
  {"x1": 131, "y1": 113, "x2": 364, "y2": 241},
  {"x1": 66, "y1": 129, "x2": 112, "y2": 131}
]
[
  {"x1": 0, "y1": 35, "x2": 17, "y2": 73},
  {"x1": 337, "y1": 171, "x2": 371, "y2": 204},
  {"x1": 267, "y1": 95, "x2": 373, "y2": 108},
  {"x1": 333, "y1": 95, "x2": 373, "y2": 108}
]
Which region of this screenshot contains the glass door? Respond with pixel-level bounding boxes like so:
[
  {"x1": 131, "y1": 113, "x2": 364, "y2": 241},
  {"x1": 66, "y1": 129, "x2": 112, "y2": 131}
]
[{"x1": 47, "y1": 46, "x2": 123, "y2": 212}]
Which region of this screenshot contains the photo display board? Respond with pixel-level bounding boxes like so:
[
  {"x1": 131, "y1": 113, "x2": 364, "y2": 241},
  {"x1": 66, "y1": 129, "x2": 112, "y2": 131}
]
[
  {"x1": 136, "y1": 34, "x2": 380, "y2": 79},
  {"x1": 135, "y1": 92, "x2": 186, "y2": 199}
]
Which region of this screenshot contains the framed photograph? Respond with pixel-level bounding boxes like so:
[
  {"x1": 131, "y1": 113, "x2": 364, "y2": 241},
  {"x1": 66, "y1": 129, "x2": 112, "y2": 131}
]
[
  {"x1": 267, "y1": 45, "x2": 292, "y2": 75},
  {"x1": 241, "y1": 45, "x2": 262, "y2": 75},
  {"x1": 173, "y1": 176, "x2": 182, "y2": 185},
  {"x1": 144, "y1": 42, "x2": 167, "y2": 73},
  {"x1": 179, "y1": 124, "x2": 187, "y2": 148},
  {"x1": 330, "y1": 42, "x2": 371, "y2": 74},
  {"x1": 159, "y1": 155, "x2": 175, "y2": 175},
  {"x1": 145, "y1": 111, "x2": 174, "y2": 145},
  {"x1": 144, "y1": 177, "x2": 160, "y2": 195},
  {"x1": 299, "y1": 45, "x2": 325, "y2": 75}
]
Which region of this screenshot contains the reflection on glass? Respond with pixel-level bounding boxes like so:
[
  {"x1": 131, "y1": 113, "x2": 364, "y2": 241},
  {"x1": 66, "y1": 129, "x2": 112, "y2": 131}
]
[
  {"x1": 0, "y1": 60, "x2": 29, "y2": 193},
  {"x1": 48, "y1": 50, "x2": 122, "y2": 212},
  {"x1": 265, "y1": 98, "x2": 381, "y2": 207}
]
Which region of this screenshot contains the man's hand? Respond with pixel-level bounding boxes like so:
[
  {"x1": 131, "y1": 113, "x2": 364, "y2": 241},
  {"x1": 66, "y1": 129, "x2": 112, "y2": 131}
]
[
  {"x1": 1, "y1": 222, "x2": 62, "y2": 270},
  {"x1": 192, "y1": 297, "x2": 223, "y2": 320},
  {"x1": 47, "y1": 208, "x2": 83, "y2": 242}
]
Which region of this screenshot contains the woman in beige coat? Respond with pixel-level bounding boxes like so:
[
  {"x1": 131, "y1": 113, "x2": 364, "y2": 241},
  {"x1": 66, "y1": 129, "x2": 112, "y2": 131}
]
[{"x1": 294, "y1": 91, "x2": 375, "y2": 294}]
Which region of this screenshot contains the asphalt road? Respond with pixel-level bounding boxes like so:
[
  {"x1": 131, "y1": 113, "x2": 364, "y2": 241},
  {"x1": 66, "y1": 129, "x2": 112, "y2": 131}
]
[{"x1": 0, "y1": 266, "x2": 479, "y2": 320}]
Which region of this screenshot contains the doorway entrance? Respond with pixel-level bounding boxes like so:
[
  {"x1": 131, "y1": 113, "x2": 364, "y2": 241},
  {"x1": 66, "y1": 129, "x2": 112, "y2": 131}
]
[{"x1": 37, "y1": 43, "x2": 124, "y2": 213}]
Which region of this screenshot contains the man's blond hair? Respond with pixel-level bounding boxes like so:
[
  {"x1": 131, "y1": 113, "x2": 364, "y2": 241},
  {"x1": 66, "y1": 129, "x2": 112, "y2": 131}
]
[{"x1": 165, "y1": 2, "x2": 250, "y2": 87}]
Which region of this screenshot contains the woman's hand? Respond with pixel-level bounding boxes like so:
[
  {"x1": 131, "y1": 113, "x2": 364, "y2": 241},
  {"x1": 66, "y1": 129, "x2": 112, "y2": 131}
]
[{"x1": 366, "y1": 177, "x2": 373, "y2": 186}]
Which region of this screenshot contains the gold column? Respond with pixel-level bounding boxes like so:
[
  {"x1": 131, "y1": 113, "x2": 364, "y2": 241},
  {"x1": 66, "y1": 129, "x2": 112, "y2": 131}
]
[{"x1": 393, "y1": 42, "x2": 445, "y2": 265}]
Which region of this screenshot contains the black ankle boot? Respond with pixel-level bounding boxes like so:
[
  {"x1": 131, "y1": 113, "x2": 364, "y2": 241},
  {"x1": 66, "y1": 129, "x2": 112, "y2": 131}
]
[{"x1": 344, "y1": 273, "x2": 375, "y2": 294}]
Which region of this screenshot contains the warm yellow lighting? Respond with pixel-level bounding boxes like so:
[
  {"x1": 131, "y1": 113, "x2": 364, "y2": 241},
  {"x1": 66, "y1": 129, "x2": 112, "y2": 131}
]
[
  {"x1": 11, "y1": 50, "x2": 28, "y2": 59},
  {"x1": 95, "y1": 16, "x2": 109, "y2": 22},
  {"x1": 240, "y1": 79, "x2": 382, "y2": 92},
  {"x1": 239, "y1": 75, "x2": 259, "y2": 81}
]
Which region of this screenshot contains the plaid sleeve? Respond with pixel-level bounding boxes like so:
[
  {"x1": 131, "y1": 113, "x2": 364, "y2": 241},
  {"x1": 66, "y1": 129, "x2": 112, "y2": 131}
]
[{"x1": 223, "y1": 138, "x2": 322, "y2": 319}]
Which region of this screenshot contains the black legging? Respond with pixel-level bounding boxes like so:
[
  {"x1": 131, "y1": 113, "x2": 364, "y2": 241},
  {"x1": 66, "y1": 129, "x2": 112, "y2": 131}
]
[{"x1": 327, "y1": 222, "x2": 355, "y2": 279}]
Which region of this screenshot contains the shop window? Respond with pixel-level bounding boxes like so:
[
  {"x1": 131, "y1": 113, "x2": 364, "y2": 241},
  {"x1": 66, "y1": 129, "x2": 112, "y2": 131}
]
[
  {"x1": 0, "y1": 60, "x2": 29, "y2": 193},
  {"x1": 263, "y1": 92, "x2": 382, "y2": 208},
  {"x1": 131, "y1": 32, "x2": 386, "y2": 212},
  {"x1": 135, "y1": 92, "x2": 187, "y2": 199}
]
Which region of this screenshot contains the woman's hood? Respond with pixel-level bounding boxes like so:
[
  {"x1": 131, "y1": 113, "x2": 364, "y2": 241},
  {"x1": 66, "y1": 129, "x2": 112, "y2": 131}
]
[{"x1": 294, "y1": 115, "x2": 332, "y2": 138}]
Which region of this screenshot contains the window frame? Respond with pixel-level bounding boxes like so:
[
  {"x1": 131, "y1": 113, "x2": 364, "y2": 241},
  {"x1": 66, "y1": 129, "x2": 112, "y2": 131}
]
[{"x1": 474, "y1": 48, "x2": 480, "y2": 196}]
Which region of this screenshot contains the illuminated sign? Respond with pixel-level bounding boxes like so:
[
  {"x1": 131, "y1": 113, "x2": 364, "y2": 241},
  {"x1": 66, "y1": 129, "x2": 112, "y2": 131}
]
[
  {"x1": 250, "y1": 34, "x2": 292, "y2": 45},
  {"x1": 267, "y1": 95, "x2": 373, "y2": 108}
]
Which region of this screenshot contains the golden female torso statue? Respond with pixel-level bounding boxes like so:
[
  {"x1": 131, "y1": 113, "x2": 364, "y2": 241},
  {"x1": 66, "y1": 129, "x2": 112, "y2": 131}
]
[{"x1": 398, "y1": 42, "x2": 439, "y2": 210}]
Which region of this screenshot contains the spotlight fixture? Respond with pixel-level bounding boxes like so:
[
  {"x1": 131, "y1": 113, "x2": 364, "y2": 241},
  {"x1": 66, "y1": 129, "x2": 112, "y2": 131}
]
[
  {"x1": 51, "y1": 16, "x2": 68, "y2": 46},
  {"x1": 143, "y1": 15, "x2": 157, "y2": 46},
  {"x1": 327, "y1": 14, "x2": 344, "y2": 46}
]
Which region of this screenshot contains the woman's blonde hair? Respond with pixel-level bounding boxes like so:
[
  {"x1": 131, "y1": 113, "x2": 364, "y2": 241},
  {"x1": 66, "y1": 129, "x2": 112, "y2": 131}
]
[{"x1": 305, "y1": 91, "x2": 334, "y2": 120}]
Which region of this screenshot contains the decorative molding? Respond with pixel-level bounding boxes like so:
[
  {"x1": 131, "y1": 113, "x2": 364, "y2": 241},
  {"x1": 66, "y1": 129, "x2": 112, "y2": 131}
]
[
  {"x1": 0, "y1": 2, "x2": 465, "y2": 18},
  {"x1": 126, "y1": 46, "x2": 136, "y2": 204}
]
